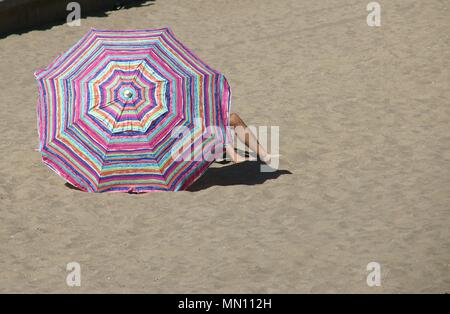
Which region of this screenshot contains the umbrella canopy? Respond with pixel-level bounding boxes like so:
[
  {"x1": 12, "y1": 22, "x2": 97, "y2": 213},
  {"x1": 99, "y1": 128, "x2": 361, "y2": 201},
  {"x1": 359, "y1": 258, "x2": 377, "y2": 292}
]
[{"x1": 35, "y1": 28, "x2": 231, "y2": 192}]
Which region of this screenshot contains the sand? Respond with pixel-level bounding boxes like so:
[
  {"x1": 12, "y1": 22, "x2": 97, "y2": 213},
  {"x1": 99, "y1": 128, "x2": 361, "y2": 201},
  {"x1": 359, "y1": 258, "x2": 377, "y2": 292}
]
[{"x1": 0, "y1": 0, "x2": 449, "y2": 293}]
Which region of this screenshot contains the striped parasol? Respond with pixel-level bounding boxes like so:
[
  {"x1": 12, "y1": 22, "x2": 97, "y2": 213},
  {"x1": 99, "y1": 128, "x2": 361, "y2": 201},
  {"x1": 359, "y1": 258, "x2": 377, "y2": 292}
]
[{"x1": 35, "y1": 28, "x2": 231, "y2": 192}]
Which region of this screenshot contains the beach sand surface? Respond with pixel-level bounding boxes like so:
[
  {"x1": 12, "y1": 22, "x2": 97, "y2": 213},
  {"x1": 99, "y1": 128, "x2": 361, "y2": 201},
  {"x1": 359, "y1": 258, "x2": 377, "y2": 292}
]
[{"x1": 0, "y1": 0, "x2": 449, "y2": 292}]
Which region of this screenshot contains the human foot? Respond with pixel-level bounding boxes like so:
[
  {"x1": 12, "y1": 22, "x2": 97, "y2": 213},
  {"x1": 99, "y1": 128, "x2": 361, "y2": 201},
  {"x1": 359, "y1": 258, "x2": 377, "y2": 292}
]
[
  {"x1": 232, "y1": 153, "x2": 248, "y2": 163},
  {"x1": 259, "y1": 153, "x2": 280, "y2": 164}
]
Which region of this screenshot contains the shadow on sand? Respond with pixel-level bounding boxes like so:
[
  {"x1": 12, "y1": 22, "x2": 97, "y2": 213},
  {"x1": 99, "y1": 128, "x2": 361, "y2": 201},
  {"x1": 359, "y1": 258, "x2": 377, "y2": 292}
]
[
  {"x1": 0, "y1": 0, "x2": 155, "y2": 38},
  {"x1": 187, "y1": 161, "x2": 292, "y2": 192}
]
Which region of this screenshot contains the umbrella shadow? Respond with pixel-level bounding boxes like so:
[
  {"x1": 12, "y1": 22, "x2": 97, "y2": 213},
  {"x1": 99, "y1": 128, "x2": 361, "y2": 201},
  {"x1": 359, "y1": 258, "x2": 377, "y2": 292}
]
[
  {"x1": 0, "y1": 0, "x2": 156, "y2": 38},
  {"x1": 187, "y1": 161, "x2": 292, "y2": 192}
]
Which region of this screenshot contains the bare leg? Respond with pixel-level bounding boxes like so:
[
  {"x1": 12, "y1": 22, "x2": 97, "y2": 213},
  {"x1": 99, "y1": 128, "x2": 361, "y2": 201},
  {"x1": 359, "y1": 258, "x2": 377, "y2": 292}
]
[
  {"x1": 225, "y1": 144, "x2": 246, "y2": 163},
  {"x1": 229, "y1": 112, "x2": 271, "y2": 163}
]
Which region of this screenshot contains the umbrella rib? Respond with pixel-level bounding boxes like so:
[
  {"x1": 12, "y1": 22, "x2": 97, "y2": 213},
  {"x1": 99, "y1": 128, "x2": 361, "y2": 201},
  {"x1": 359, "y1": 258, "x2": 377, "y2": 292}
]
[
  {"x1": 99, "y1": 98, "x2": 118, "y2": 109},
  {"x1": 133, "y1": 60, "x2": 145, "y2": 83},
  {"x1": 88, "y1": 98, "x2": 118, "y2": 112},
  {"x1": 111, "y1": 98, "x2": 129, "y2": 132}
]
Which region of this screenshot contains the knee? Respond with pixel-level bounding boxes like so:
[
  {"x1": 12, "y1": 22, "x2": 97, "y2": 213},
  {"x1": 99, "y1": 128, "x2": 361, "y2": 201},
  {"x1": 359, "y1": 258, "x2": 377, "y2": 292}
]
[{"x1": 229, "y1": 112, "x2": 240, "y2": 126}]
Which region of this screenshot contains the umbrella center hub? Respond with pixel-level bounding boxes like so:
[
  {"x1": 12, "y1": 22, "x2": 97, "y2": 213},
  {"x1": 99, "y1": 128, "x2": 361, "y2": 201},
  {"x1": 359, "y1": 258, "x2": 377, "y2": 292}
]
[{"x1": 124, "y1": 89, "x2": 133, "y2": 99}]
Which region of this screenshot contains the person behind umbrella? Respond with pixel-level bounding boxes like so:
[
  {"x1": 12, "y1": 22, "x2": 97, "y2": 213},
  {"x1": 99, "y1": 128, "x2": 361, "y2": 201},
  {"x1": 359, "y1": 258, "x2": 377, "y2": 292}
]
[{"x1": 223, "y1": 112, "x2": 274, "y2": 164}]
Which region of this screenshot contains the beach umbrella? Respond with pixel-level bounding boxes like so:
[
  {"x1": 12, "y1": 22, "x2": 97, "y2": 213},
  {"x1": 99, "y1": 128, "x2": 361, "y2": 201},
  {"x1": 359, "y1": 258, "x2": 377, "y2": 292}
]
[{"x1": 35, "y1": 28, "x2": 231, "y2": 192}]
